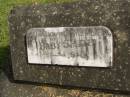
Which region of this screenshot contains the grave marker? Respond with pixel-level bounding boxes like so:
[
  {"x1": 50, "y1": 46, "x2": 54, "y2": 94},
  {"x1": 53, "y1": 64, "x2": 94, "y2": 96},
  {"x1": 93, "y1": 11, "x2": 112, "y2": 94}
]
[{"x1": 9, "y1": 0, "x2": 130, "y2": 92}]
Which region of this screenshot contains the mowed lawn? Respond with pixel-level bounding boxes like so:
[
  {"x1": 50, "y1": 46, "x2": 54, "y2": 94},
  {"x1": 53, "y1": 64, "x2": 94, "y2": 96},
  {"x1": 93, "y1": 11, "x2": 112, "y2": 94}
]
[{"x1": 0, "y1": 0, "x2": 77, "y2": 72}]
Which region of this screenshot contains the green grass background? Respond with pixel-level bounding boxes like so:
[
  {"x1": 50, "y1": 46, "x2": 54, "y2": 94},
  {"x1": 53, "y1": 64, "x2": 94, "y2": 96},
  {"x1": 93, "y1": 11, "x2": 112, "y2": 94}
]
[{"x1": 0, "y1": 0, "x2": 77, "y2": 73}]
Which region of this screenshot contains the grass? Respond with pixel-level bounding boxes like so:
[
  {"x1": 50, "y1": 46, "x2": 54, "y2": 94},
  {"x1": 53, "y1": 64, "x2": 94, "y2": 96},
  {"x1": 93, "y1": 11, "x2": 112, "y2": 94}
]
[{"x1": 0, "y1": 0, "x2": 77, "y2": 73}]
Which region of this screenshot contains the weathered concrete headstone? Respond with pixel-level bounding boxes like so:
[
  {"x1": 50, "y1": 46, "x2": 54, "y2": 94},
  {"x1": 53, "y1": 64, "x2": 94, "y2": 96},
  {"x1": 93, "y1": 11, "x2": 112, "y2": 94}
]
[{"x1": 9, "y1": 0, "x2": 130, "y2": 93}]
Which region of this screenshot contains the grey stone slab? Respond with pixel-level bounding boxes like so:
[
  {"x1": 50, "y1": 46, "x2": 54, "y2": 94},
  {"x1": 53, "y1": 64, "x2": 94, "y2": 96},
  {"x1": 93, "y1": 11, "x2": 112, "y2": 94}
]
[{"x1": 8, "y1": 0, "x2": 130, "y2": 92}]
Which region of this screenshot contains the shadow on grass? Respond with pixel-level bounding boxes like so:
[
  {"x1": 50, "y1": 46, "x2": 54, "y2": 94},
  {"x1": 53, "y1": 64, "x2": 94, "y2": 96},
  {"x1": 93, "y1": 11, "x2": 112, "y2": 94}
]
[
  {"x1": 0, "y1": 46, "x2": 8, "y2": 69},
  {"x1": 0, "y1": 45, "x2": 13, "y2": 81}
]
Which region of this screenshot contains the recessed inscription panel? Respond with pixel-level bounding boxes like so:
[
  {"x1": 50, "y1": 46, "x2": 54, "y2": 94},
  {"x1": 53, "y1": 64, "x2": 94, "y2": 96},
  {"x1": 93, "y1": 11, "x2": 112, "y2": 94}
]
[{"x1": 26, "y1": 27, "x2": 113, "y2": 67}]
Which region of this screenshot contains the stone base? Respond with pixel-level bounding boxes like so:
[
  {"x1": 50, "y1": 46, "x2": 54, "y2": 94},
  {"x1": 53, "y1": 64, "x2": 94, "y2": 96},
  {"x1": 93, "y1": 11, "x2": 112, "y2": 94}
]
[{"x1": 0, "y1": 72, "x2": 129, "y2": 97}]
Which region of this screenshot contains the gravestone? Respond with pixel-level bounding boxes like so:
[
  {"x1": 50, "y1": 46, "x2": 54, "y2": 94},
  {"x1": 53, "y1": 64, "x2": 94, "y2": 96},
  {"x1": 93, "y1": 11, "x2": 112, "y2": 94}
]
[{"x1": 9, "y1": 0, "x2": 130, "y2": 93}]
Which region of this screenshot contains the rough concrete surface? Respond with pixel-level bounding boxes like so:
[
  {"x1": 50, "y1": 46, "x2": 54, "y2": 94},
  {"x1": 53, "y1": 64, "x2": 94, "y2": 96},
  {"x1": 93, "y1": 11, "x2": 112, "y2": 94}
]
[
  {"x1": 0, "y1": 73, "x2": 129, "y2": 97},
  {"x1": 9, "y1": 0, "x2": 130, "y2": 92}
]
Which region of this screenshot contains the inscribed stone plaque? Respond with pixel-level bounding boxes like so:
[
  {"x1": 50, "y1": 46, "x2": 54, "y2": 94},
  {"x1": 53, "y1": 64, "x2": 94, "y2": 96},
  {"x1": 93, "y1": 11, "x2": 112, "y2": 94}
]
[{"x1": 27, "y1": 27, "x2": 113, "y2": 67}]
